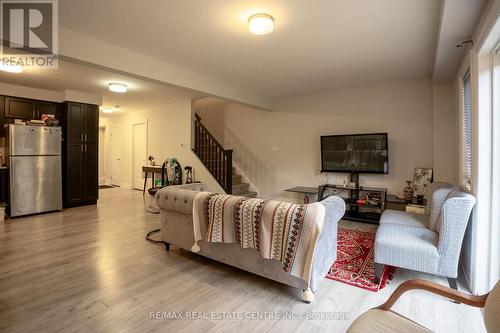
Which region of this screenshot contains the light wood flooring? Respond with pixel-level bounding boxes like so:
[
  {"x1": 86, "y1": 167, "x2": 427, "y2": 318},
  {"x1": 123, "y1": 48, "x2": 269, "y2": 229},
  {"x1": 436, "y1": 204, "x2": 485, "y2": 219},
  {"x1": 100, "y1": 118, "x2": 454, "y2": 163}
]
[{"x1": 0, "y1": 188, "x2": 486, "y2": 332}]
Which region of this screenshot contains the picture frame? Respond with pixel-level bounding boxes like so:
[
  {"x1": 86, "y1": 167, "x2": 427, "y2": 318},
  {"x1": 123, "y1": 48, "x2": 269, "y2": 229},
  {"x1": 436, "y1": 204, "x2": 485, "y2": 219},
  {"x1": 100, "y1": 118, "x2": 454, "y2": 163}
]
[{"x1": 413, "y1": 167, "x2": 433, "y2": 197}]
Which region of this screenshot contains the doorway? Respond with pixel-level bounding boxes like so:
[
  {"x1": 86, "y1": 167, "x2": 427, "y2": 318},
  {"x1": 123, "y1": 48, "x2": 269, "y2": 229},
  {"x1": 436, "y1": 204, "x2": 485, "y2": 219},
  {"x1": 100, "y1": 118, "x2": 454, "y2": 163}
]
[
  {"x1": 132, "y1": 122, "x2": 147, "y2": 190},
  {"x1": 110, "y1": 124, "x2": 122, "y2": 186}
]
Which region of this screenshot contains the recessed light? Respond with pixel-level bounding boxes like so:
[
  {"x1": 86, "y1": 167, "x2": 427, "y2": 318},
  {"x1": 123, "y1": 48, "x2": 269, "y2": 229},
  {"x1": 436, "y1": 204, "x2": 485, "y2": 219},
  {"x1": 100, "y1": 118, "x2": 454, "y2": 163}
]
[
  {"x1": 101, "y1": 108, "x2": 113, "y2": 114},
  {"x1": 108, "y1": 83, "x2": 127, "y2": 93},
  {"x1": 0, "y1": 63, "x2": 23, "y2": 73},
  {"x1": 248, "y1": 13, "x2": 274, "y2": 35}
]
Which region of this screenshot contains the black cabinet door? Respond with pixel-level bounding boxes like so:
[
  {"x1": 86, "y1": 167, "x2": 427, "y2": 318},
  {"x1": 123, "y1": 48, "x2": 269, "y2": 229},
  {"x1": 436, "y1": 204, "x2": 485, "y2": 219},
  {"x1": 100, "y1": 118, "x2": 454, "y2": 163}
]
[
  {"x1": 67, "y1": 102, "x2": 85, "y2": 142},
  {"x1": 84, "y1": 105, "x2": 99, "y2": 144},
  {"x1": 83, "y1": 144, "x2": 98, "y2": 201},
  {"x1": 67, "y1": 143, "x2": 84, "y2": 205},
  {"x1": 38, "y1": 101, "x2": 60, "y2": 119},
  {"x1": 4, "y1": 96, "x2": 36, "y2": 119}
]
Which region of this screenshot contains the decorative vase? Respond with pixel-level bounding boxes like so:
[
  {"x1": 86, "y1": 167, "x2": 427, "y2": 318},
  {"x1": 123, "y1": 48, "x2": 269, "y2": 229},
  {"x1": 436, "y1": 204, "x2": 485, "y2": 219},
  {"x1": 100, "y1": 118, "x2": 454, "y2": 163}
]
[{"x1": 403, "y1": 181, "x2": 414, "y2": 203}]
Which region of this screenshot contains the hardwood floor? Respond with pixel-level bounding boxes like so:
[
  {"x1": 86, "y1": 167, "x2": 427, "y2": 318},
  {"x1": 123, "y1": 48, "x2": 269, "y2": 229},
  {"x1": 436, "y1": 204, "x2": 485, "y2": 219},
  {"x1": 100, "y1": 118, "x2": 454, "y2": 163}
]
[{"x1": 0, "y1": 188, "x2": 486, "y2": 332}]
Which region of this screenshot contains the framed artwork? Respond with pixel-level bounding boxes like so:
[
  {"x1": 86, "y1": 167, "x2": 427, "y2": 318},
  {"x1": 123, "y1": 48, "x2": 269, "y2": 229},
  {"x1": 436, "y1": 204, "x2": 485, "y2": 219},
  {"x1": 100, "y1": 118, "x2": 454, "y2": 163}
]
[{"x1": 413, "y1": 168, "x2": 433, "y2": 197}]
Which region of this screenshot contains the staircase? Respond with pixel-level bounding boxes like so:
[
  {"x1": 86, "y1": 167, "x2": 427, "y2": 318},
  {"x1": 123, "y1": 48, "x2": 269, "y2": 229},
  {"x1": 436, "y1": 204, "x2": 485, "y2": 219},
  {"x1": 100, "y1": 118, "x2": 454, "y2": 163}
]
[
  {"x1": 231, "y1": 168, "x2": 257, "y2": 198},
  {"x1": 193, "y1": 114, "x2": 257, "y2": 198}
]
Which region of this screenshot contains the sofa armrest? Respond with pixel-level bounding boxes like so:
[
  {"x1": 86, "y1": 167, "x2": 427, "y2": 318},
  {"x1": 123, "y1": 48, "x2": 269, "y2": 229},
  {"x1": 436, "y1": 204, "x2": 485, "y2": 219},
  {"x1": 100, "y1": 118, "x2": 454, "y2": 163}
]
[
  {"x1": 156, "y1": 184, "x2": 209, "y2": 215},
  {"x1": 309, "y1": 195, "x2": 346, "y2": 292},
  {"x1": 436, "y1": 192, "x2": 476, "y2": 277}
]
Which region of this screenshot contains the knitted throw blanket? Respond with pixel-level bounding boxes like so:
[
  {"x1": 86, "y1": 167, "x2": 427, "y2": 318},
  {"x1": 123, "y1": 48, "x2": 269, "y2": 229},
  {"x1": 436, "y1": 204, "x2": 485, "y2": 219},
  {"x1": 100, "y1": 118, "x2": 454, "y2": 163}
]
[{"x1": 191, "y1": 193, "x2": 326, "y2": 283}]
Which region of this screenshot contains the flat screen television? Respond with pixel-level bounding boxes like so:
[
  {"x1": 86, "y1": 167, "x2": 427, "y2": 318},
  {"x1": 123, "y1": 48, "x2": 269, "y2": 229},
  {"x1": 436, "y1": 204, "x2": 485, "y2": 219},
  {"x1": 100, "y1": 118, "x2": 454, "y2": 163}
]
[{"x1": 320, "y1": 133, "x2": 388, "y2": 174}]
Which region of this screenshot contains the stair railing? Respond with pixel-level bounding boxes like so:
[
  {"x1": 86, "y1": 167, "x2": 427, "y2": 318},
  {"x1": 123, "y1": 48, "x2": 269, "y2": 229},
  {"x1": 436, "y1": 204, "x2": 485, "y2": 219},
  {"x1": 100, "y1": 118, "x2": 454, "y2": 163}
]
[{"x1": 193, "y1": 114, "x2": 233, "y2": 194}]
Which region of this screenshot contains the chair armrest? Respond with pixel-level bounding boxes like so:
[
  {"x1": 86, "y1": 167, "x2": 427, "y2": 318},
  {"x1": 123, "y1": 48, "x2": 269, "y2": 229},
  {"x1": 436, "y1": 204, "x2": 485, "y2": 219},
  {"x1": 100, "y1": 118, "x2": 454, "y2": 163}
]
[{"x1": 378, "y1": 279, "x2": 489, "y2": 310}]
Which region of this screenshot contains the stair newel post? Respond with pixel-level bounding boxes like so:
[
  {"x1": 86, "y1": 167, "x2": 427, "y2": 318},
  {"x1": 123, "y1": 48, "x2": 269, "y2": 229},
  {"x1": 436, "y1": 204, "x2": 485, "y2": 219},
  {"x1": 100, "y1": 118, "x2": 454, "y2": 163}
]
[{"x1": 226, "y1": 150, "x2": 233, "y2": 194}]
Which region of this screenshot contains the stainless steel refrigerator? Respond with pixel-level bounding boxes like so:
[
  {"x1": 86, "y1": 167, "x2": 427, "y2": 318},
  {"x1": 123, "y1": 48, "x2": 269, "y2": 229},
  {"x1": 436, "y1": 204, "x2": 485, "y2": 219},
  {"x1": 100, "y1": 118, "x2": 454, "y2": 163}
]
[{"x1": 6, "y1": 124, "x2": 62, "y2": 217}]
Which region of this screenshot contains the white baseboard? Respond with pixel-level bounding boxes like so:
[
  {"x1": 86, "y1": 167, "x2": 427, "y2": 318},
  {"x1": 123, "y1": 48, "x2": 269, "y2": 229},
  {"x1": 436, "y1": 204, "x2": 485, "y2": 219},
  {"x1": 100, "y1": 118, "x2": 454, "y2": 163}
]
[{"x1": 120, "y1": 182, "x2": 132, "y2": 189}]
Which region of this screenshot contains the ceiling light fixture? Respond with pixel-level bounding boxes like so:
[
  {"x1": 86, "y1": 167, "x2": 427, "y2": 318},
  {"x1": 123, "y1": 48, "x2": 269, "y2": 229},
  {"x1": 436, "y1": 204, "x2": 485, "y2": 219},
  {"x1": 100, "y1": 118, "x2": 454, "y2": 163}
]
[
  {"x1": 101, "y1": 108, "x2": 113, "y2": 114},
  {"x1": 0, "y1": 63, "x2": 23, "y2": 73},
  {"x1": 108, "y1": 83, "x2": 128, "y2": 93},
  {"x1": 248, "y1": 13, "x2": 274, "y2": 35}
]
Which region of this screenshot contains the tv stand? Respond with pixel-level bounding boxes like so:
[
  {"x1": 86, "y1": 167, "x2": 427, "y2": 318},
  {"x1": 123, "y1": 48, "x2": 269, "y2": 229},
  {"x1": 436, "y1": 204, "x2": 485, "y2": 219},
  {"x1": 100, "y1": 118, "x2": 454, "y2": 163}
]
[{"x1": 318, "y1": 182, "x2": 387, "y2": 224}]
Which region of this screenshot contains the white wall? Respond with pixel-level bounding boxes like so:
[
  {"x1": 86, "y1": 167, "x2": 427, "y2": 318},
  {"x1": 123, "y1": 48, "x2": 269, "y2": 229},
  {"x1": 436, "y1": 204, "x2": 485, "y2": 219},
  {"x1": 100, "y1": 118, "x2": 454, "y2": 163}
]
[
  {"x1": 432, "y1": 84, "x2": 457, "y2": 183},
  {"x1": 99, "y1": 99, "x2": 223, "y2": 192},
  {"x1": 198, "y1": 79, "x2": 445, "y2": 202}
]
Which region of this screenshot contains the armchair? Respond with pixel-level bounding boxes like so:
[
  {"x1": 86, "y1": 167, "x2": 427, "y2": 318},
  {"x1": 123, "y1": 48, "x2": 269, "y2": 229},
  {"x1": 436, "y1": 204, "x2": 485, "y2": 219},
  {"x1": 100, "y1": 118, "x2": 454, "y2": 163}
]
[
  {"x1": 374, "y1": 182, "x2": 476, "y2": 288},
  {"x1": 347, "y1": 279, "x2": 499, "y2": 333}
]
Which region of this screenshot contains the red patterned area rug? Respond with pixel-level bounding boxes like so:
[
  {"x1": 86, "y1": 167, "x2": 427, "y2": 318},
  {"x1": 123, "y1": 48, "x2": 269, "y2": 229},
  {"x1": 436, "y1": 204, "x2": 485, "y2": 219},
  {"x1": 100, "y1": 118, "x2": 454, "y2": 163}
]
[{"x1": 325, "y1": 228, "x2": 395, "y2": 292}]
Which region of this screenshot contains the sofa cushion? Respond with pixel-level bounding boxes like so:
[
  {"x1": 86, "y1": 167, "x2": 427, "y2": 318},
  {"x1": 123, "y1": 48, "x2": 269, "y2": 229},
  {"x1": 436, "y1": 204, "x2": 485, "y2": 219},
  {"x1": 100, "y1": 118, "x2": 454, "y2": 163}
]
[
  {"x1": 347, "y1": 309, "x2": 431, "y2": 333},
  {"x1": 380, "y1": 209, "x2": 429, "y2": 228},
  {"x1": 375, "y1": 224, "x2": 439, "y2": 275}
]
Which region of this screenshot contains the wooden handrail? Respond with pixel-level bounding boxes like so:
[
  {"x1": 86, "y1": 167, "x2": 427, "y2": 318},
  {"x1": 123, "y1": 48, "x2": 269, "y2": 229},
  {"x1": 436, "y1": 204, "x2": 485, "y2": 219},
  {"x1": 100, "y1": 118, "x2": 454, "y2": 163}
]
[
  {"x1": 193, "y1": 114, "x2": 233, "y2": 194},
  {"x1": 378, "y1": 279, "x2": 489, "y2": 311}
]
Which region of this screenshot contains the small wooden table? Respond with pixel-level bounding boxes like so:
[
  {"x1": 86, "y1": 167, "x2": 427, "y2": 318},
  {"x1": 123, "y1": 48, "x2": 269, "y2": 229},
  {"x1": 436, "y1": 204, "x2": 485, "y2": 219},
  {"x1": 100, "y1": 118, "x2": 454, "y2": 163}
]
[
  {"x1": 142, "y1": 165, "x2": 164, "y2": 195},
  {"x1": 284, "y1": 186, "x2": 319, "y2": 204}
]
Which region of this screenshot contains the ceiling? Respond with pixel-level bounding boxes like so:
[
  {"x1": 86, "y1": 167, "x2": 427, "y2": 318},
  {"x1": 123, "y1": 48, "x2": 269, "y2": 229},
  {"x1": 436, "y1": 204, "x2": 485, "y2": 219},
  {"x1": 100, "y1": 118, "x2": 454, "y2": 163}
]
[
  {"x1": 433, "y1": 0, "x2": 488, "y2": 83},
  {"x1": 0, "y1": 59, "x2": 202, "y2": 116},
  {"x1": 59, "y1": 0, "x2": 444, "y2": 99}
]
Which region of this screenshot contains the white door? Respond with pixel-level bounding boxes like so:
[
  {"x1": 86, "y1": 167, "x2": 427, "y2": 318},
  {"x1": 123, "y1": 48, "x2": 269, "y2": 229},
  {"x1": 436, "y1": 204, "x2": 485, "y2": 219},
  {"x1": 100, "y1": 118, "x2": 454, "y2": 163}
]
[
  {"x1": 110, "y1": 124, "x2": 122, "y2": 186},
  {"x1": 132, "y1": 123, "x2": 147, "y2": 190}
]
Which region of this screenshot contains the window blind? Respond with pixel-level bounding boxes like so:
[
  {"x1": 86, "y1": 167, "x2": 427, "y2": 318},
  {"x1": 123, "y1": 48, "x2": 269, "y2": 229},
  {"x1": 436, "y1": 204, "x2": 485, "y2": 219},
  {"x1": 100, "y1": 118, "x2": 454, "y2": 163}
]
[{"x1": 462, "y1": 69, "x2": 473, "y2": 192}]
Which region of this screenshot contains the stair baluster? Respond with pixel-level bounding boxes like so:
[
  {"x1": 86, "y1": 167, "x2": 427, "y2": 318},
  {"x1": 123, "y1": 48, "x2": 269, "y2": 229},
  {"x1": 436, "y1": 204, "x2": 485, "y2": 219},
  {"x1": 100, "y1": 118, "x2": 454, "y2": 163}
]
[{"x1": 193, "y1": 114, "x2": 233, "y2": 194}]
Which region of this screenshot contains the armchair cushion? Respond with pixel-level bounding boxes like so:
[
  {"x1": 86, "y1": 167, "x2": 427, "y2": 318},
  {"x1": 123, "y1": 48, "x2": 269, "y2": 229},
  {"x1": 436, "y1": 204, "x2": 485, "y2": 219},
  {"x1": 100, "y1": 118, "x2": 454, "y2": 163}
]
[
  {"x1": 375, "y1": 224, "x2": 439, "y2": 275},
  {"x1": 347, "y1": 309, "x2": 431, "y2": 333},
  {"x1": 379, "y1": 209, "x2": 429, "y2": 228},
  {"x1": 427, "y1": 182, "x2": 455, "y2": 232}
]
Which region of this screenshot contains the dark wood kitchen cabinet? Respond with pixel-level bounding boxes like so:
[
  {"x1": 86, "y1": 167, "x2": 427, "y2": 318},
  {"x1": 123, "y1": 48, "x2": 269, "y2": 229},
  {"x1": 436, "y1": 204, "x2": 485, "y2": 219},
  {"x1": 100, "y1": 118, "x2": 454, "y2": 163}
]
[
  {"x1": 61, "y1": 102, "x2": 99, "y2": 207},
  {"x1": 0, "y1": 95, "x2": 61, "y2": 136},
  {"x1": 4, "y1": 96, "x2": 36, "y2": 119},
  {"x1": 4, "y1": 96, "x2": 60, "y2": 120}
]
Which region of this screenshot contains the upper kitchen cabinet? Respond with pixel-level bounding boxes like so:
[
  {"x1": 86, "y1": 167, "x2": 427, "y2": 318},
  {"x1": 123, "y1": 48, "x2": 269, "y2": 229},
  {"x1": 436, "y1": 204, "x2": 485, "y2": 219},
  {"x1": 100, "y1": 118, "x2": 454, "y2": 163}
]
[
  {"x1": 37, "y1": 101, "x2": 61, "y2": 119},
  {"x1": 4, "y1": 96, "x2": 37, "y2": 119},
  {"x1": 0, "y1": 96, "x2": 62, "y2": 137},
  {"x1": 64, "y1": 102, "x2": 99, "y2": 144}
]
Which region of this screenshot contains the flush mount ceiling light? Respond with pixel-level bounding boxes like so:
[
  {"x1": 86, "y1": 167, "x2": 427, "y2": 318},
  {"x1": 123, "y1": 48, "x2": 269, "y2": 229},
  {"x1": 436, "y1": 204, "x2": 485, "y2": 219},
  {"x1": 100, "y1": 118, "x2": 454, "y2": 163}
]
[
  {"x1": 248, "y1": 13, "x2": 274, "y2": 35},
  {"x1": 0, "y1": 63, "x2": 23, "y2": 73},
  {"x1": 108, "y1": 83, "x2": 127, "y2": 93},
  {"x1": 101, "y1": 108, "x2": 113, "y2": 114}
]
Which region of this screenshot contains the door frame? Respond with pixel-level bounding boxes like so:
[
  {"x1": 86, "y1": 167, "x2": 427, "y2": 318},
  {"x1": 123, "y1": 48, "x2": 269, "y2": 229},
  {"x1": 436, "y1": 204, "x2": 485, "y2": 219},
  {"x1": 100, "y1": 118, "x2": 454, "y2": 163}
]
[
  {"x1": 98, "y1": 125, "x2": 107, "y2": 185},
  {"x1": 132, "y1": 119, "x2": 148, "y2": 190},
  {"x1": 110, "y1": 123, "x2": 122, "y2": 186}
]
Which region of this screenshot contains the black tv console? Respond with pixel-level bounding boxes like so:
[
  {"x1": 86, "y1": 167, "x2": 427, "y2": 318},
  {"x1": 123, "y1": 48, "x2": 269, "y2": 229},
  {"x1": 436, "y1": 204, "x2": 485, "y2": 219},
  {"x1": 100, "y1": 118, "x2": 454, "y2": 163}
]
[{"x1": 318, "y1": 180, "x2": 387, "y2": 225}]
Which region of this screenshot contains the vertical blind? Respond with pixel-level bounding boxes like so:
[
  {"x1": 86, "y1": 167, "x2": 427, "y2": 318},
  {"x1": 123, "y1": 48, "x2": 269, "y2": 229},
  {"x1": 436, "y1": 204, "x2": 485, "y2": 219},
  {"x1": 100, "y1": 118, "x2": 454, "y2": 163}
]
[{"x1": 462, "y1": 69, "x2": 473, "y2": 192}]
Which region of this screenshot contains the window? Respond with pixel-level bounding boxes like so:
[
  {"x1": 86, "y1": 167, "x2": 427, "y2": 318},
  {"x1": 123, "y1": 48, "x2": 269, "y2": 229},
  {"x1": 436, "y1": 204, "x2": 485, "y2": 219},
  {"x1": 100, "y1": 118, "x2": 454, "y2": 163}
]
[{"x1": 461, "y1": 69, "x2": 473, "y2": 192}]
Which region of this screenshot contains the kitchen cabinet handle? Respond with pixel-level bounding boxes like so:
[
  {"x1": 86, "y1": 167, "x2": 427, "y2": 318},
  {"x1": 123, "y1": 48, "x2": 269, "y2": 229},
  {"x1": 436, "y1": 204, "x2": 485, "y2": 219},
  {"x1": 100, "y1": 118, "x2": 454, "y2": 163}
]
[
  {"x1": 85, "y1": 134, "x2": 88, "y2": 142},
  {"x1": 81, "y1": 134, "x2": 84, "y2": 141}
]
